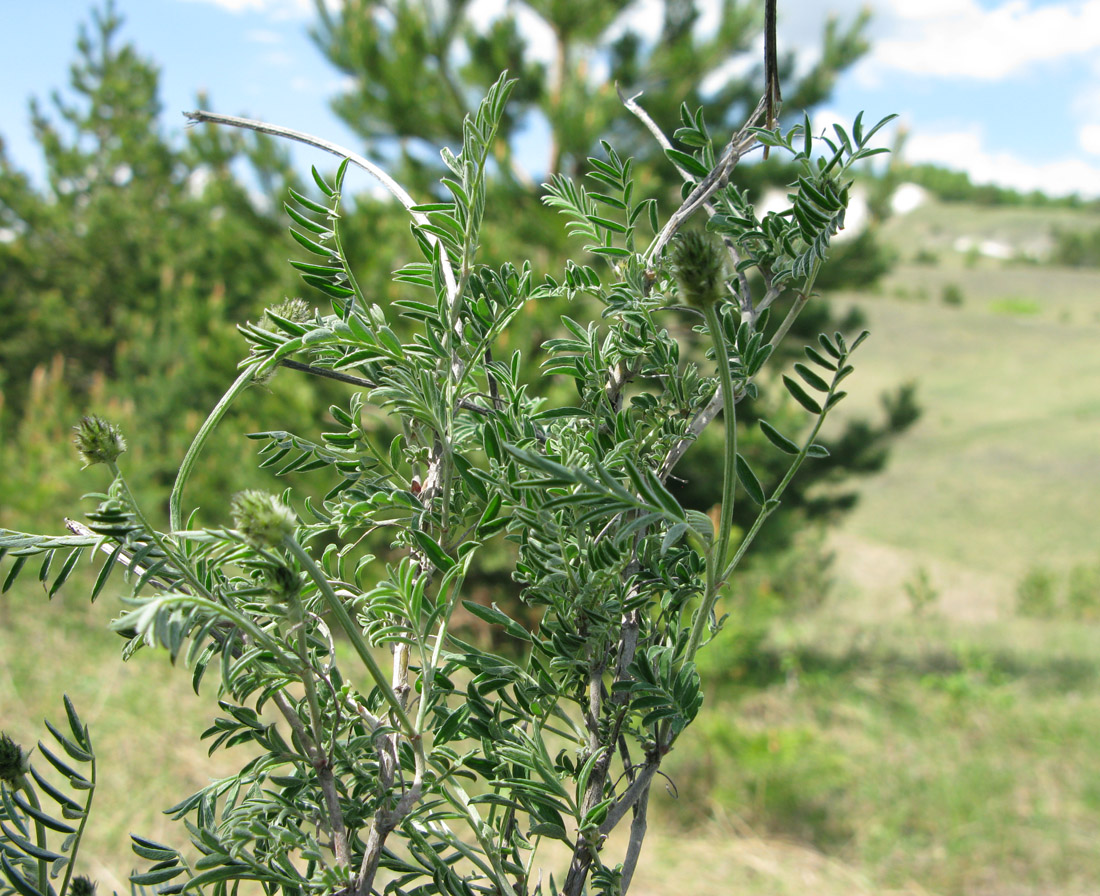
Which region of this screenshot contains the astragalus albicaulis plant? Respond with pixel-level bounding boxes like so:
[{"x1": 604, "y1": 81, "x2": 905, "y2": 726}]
[{"x1": 0, "y1": 74, "x2": 893, "y2": 896}]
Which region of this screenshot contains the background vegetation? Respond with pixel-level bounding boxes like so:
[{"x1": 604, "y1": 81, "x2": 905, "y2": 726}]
[{"x1": 2, "y1": 2, "x2": 1099, "y2": 895}]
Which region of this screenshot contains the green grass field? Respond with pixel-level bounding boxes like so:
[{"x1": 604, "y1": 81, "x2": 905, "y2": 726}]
[
  {"x1": 3, "y1": 196, "x2": 1100, "y2": 895},
  {"x1": 826, "y1": 216, "x2": 1100, "y2": 603}
]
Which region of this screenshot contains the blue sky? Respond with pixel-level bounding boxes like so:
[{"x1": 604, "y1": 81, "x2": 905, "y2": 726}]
[{"x1": 3, "y1": 0, "x2": 1100, "y2": 198}]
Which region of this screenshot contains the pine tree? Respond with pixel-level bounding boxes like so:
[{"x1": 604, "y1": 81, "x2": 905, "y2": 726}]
[
  {"x1": 0, "y1": 1, "x2": 316, "y2": 513},
  {"x1": 3, "y1": 4, "x2": 269, "y2": 404},
  {"x1": 312, "y1": 1, "x2": 870, "y2": 182}
]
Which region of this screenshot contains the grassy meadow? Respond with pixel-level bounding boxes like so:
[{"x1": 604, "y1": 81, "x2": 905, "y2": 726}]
[{"x1": 3, "y1": 194, "x2": 1100, "y2": 895}]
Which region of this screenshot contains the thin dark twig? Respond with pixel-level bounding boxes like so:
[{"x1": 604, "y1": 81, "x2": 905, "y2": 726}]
[
  {"x1": 598, "y1": 761, "x2": 660, "y2": 836},
  {"x1": 279, "y1": 359, "x2": 375, "y2": 389},
  {"x1": 484, "y1": 347, "x2": 501, "y2": 410},
  {"x1": 764, "y1": 0, "x2": 782, "y2": 158},
  {"x1": 271, "y1": 690, "x2": 352, "y2": 870},
  {"x1": 279, "y1": 359, "x2": 493, "y2": 417}
]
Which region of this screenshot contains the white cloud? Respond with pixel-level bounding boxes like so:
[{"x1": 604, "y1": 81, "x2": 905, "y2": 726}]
[
  {"x1": 835, "y1": 184, "x2": 870, "y2": 241},
  {"x1": 467, "y1": 0, "x2": 509, "y2": 20},
  {"x1": 1072, "y1": 81, "x2": 1100, "y2": 154},
  {"x1": 756, "y1": 184, "x2": 871, "y2": 241},
  {"x1": 186, "y1": 166, "x2": 212, "y2": 198},
  {"x1": 860, "y1": 0, "x2": 1100, "y2": 81},
  {"x1": 603, "y1": 0, "x2": 662, "y2": 44},
  {"x1": 809, "y1": 108, "x2": 847, "y2": 139},
  {"x1": 465, "y1": 0, "x2": 556, "y2": 67},
  {"x1": 890, "y1": 183, "x2": 929, "y2": 215},
  {"x1": 1081, "y1": 123, "x2": 1100, "y2": 155},
  {"x1": 905, "y1": 126, "x2": 1100, "y2": 198},
  {"x1": 699, "y1": 37, "x2": 761, "y2": 95}
]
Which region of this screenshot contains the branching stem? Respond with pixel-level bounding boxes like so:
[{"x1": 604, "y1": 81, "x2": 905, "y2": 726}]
[
  {"x1": 281, "y1": 537, "x2": 417, "y2": 739},
  {"x1": 284, "y1": 582, "x2": 352, "y2": 871},
  {"x1": 619, "y1": 780, "x2": 651, "y2": 894}
]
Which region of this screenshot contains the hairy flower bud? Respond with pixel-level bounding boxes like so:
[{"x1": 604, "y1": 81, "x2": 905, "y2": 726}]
[
  {"x1": 73, "y1": 415, "x2": 126, "y2": 468},
  {"x1": 231, "y1": 490, "x2": 297, "y2": 548},
  {"x1": 671, "y1": 230, "x2": 727, "y2": 309},
  {"x1": 254, "y1": 299, "x2": 313, "y2": 385},
  {"x1": 262, "y1": 297, "x2": 312, "y2": 331},
  {"x1": 0, "y1": 732, "x2": 29, "y2": 784}
]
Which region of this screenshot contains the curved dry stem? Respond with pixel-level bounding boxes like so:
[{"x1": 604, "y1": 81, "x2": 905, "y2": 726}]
[{"x1": 183, "y1": 109, "x2": 458, "y2": 303}]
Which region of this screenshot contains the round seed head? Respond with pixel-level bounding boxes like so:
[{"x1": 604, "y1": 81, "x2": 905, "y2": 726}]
[
  {"x1": 231, "y1": 490, "x2": 297, "y2": 548},
  {"x1": 73, "y1": 416, "x2": 127, "y2": 467},
  {"x1": 262, "y1": 297, "x2": 312, "y2": 331},
  {"x1": 671, "y1": 231, "x2": 727, "y2": 309},
  {"x1": 0, "y1": 733, "x2": 28, "y2": 784},
  {"x1": 70, "y1": 878, "x2": 97, "y2": 896}
]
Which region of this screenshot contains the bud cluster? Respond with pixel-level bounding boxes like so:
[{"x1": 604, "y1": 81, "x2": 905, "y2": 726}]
[
  {"x1": 671, "y1": 230, "x2": 727, "y2": 309},
  {"x1": 73, "y1": 415, "x2": 127, "y2": 468},
  {"x1": 231, "y1": 490, "x2": 297, "y2": 548},
  {"x1": 262, "y1": 297, "x2": 312, "y2": 331},
  {"x1": 0, "y1": 732, "x2": 29, "y2": 784}
]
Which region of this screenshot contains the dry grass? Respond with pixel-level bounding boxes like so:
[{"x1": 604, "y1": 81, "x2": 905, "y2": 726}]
[
  {"x1": 0, "y1": 585, "x2": 243, "y2": 894},
  {"x1": 624, "y1": 818, "x2": 934, "y2": 896}
]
